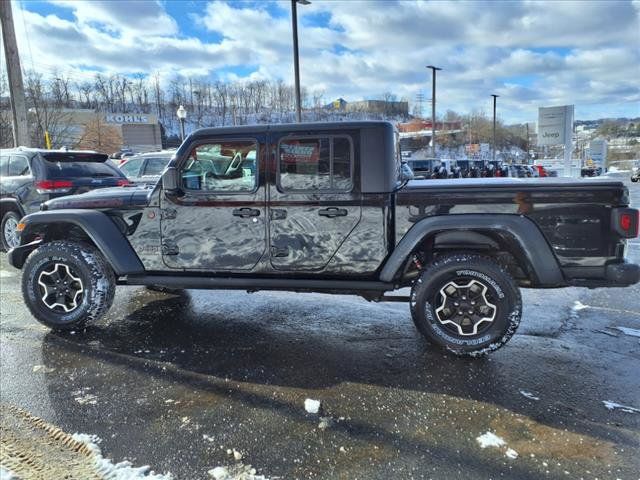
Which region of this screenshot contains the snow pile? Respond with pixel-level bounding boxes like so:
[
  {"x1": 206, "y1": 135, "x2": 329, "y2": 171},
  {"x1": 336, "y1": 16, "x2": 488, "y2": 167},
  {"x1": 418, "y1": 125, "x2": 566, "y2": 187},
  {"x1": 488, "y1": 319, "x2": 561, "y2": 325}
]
[
  {"x1": 71, "y1": 433, "x2": 173, "y2": 479},
  {"x1": 519, "y1": 390, "x2": 540, "y2": 401},
  {"x1": 476, "y1": 432, "x2": 518, "y2": 460},
  {"x1": 207, "y1": 464, "x2": 268, "y2": 480},
  {"x1": 602, "y1": 401, "x2": 640, "y2": 414}
]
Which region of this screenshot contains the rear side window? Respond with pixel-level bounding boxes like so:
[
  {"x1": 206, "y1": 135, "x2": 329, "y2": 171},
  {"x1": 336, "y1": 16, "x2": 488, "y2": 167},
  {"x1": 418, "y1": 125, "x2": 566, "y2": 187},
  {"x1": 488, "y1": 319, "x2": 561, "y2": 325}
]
[
  {"x1": 142, "y1": 157, "x2": 169, "y2": 176},
  {"x1": 8, "y1": 155, "x2": 30, "y2": 176},
  {"x1": 120, "y1": 157, "x2": 144, "y2": 177},
  {"x1": 278, "y1": 136, "x2": 353, "y2": 192},
  {"x1": 41, "y1": 153, "x2": 124, "y2": 179}
]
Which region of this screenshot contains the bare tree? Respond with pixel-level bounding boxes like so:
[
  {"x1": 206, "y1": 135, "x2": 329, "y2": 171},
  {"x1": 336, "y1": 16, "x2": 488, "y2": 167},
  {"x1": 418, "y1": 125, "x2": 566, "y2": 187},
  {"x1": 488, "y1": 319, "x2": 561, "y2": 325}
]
[{"x1": 75, "y1": 114, "x2": 122, "y2": 153}]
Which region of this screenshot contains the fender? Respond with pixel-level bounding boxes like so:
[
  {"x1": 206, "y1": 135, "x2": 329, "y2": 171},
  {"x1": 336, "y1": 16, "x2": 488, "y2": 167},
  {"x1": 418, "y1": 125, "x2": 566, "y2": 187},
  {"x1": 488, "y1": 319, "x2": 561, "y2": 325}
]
[
  {"x1": 0, "y1": 198, "x2": 26, "y2": 217},
  {"x1": 10, "y1": 209, "x2": 145, "y2": 276},
  {"x1": 379, "y1": 214, "x2": 565, "y2": 286}
]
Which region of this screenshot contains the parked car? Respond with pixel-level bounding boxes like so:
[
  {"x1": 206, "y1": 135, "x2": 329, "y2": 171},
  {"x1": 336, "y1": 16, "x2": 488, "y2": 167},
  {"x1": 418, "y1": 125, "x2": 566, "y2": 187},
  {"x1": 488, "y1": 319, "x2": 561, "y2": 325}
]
[
  {"x1": 6, "y1": 122, "x2": 640, "y2": 357},
  {"x1": 0, "y1": 147, "x2": 130, "y2": 250},
  {"x1": 631, "y1": 168, "x2": 639, "y2": 182},
  {"x1": 118, "y1": 151, "x2": 174, "y2": 185}
]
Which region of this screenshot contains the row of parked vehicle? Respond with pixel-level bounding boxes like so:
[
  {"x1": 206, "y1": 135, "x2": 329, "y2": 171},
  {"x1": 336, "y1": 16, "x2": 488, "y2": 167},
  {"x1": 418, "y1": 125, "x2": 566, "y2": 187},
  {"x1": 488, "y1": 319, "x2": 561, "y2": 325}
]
[{"x1": 404, "y1": 158, "x2": 551, "y2": 179}]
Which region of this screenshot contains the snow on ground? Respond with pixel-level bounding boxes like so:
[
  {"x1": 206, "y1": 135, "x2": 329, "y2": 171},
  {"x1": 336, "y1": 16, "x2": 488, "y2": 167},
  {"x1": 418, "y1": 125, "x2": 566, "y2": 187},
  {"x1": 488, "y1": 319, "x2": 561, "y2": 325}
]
[
  {"x1": 304, "y1": 398, "x2": 321, "y2": 414},
  {"x1": 613, "y1": 326, "x2": 640, "y2": 338},
  {"x1": 572, "y1": 301, "x2": 590, "y2": 311},
  {"x1": 71, "y1": 433, "x2": 173, "y2": 479},
  {"x1": 208, "y1": 463, "x2": 268, "y2": 480},
  {"x1": 476, "y1": 432, "x2": 506, "y2": 448},
  {"x1": 602, "y1": 401, "x2": 640, "y2": 414},
  {"x1": 519, "y1": 390, "x2": 540, "y2": 401},
  {"x1": 476, "y1": 432, "x2": 519, "y2": 460}
]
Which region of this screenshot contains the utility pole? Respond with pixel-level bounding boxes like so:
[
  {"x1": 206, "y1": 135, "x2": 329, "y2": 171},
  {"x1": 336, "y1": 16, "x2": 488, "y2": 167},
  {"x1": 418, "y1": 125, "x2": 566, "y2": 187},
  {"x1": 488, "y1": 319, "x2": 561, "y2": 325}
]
[
  {"x1": 427, "y1": 66, "x2": 441, "y2": 158},
  {"x1": 291, "y1": 0, "x2": 310, "y2": 123},
  {"x1": 0, "y1": 0, "x2": 30, "y2": 147},
  {"x1": 491, "y1": 94, "x2": 499, "y2": 162}
]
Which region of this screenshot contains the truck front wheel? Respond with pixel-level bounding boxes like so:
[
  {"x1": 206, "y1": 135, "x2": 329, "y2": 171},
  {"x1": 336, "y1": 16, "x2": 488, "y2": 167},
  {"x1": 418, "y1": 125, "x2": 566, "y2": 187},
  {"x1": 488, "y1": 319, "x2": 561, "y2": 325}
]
[
  {"x1": 21, "y1": 241, "x2": 115, "y2": 331},
  {"x1": 410, "y1": 254, "x2": 522, "y2": 356}
]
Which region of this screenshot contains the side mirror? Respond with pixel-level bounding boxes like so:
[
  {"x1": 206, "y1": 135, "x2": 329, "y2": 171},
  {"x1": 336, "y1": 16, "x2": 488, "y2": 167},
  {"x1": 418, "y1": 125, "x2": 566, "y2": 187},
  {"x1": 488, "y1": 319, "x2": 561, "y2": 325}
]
[{"x1": 162, "y1": 167, "x2": 180, "y2": 193}]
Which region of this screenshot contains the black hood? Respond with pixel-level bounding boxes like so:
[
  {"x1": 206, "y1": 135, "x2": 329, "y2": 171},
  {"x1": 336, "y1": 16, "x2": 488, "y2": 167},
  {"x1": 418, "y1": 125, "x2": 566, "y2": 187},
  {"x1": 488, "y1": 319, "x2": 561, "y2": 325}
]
[{"x1": 42, "y1": 186, "x2": 152, "y2": 211}]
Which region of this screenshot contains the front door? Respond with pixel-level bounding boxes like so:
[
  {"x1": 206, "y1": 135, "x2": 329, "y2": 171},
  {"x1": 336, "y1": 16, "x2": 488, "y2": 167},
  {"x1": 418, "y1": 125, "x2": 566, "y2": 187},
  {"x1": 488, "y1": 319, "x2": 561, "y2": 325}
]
[
  {"x1": 160, "y1": 136, "x2": 266, "y2": 271},
  {"x1": 268, "y1": 133, "x2": 361, "y2": 271}
]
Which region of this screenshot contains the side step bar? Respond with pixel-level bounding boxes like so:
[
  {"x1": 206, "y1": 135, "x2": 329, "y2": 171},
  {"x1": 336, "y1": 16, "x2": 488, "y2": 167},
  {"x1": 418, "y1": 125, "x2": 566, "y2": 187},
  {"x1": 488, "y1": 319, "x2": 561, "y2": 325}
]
[{"x1": 125, "y1": 275, "x2": 395, "y2": 294}]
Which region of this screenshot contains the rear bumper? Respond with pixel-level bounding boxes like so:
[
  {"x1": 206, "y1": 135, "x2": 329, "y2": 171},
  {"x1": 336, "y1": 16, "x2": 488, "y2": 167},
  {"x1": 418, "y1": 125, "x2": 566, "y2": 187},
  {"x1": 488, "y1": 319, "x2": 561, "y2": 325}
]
[
  {"x1": 564, "y1": 260, "x2": 639, "y2": 288},
  {"x1": 605, "y1": 261, "x2": 640, "y2": 286}
]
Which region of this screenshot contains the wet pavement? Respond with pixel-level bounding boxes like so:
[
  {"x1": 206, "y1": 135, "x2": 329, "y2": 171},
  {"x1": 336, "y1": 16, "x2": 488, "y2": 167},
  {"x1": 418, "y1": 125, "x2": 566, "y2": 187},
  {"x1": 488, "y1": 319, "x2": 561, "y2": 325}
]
[{"x1": 1, "y1": 176, "x2": 639, "y2": 479}]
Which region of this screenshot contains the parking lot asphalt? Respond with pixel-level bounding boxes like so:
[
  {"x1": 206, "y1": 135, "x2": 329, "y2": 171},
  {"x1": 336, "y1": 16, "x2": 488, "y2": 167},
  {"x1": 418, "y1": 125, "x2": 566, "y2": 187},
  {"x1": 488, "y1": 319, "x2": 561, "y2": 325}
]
[{"x1": 1, "y1": 176, "x2": 639, "y2": 479}]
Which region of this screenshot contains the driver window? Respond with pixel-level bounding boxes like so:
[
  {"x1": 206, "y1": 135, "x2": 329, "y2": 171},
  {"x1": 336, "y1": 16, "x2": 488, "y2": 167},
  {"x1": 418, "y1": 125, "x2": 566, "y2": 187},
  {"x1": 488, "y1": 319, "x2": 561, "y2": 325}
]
[{"x1": 182, "y1": 140, "x2": 257, "y2": 192}]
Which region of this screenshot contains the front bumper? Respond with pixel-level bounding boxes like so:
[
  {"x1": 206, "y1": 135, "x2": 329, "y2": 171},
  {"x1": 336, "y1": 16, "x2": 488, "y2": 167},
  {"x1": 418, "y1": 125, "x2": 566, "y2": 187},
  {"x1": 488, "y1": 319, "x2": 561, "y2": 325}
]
[{"x1": 6, "y1": 240, "x2": 42, "y2": 270}]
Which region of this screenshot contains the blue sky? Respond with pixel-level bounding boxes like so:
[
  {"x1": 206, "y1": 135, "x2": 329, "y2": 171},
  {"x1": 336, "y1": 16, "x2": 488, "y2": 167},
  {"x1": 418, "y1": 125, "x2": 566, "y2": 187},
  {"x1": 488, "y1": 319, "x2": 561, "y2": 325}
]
[{"x1": 7, "y1": 0, "x2": 640, "y2": 123}]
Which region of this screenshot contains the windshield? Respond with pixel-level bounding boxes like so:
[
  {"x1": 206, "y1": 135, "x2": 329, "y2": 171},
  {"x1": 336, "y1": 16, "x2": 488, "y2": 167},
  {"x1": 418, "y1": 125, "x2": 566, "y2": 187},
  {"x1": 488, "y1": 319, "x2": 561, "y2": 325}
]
[{"x1": 41, "y1": 153, "x2": 124, "y2": 179}]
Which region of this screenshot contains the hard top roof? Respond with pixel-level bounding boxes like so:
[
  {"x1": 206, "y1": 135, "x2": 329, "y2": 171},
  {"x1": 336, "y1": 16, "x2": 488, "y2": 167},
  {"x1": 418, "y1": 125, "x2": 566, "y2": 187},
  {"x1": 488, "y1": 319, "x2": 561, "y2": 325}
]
[{"x1": 190, "y1": 120, "x2": 394, "y2": 138}]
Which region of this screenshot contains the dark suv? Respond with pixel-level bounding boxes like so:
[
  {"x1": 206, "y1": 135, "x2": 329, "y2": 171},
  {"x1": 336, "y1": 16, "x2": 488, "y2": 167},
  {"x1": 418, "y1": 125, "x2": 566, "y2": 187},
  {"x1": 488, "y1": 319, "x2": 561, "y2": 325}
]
[{"x1": 0, "y1": 148, "x2": 130, "y2": 250}]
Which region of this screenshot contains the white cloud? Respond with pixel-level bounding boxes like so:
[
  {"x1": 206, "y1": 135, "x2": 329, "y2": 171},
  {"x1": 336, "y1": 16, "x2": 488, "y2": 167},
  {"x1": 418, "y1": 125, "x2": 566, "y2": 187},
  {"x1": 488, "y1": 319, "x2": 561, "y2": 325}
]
[{"x1": 7, "y1": 0, "x2": 640, "y2": 122}]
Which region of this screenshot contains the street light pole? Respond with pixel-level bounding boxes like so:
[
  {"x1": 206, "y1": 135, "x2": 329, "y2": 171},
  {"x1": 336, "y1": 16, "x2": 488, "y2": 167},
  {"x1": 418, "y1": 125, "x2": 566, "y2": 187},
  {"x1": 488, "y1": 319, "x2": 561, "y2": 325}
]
[
  {"x1": 176, "y1": 105, "x2": 187, "y2": 142},
  {"x1": 291, "y1": 0, "x2": 310, "y2": 123},
  {"x1": 491, "y1": 94, "x2": 499, "y2": 162},
  {"x1": 427, "y1": 65, "x2": 441, "y2": 158}
]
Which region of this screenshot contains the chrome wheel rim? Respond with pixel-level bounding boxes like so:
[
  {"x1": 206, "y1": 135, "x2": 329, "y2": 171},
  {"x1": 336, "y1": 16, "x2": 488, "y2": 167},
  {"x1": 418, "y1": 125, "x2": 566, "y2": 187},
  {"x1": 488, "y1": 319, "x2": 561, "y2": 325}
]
[
  {"x1": 37, "y1": 263, "x2": 84, "y2": 313},
  {"x1": 3, "y1": 216, "x2": 20, "y2": 248},
  {"x1": 434, "y1": 279, "x2": 497, "y2": 336}
]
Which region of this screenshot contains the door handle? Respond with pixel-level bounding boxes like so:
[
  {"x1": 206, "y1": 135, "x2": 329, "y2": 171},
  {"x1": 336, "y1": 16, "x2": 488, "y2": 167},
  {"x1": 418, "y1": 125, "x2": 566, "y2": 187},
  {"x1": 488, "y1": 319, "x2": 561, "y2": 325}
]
[
  {"x1": 318, "y1": 207, "x2": 348, "y2": 218},
  {"x1": 232, "y1": 207, "x2": 261, "y2": 218}
]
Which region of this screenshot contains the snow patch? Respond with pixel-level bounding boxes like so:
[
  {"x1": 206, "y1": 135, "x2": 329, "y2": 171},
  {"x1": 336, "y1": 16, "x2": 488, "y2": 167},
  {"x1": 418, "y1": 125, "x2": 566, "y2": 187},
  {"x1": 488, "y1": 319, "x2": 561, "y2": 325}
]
[
  {"x1": 519, "y1": 390, "x2": 540, "y2": 401},
  {"x1": 304, "y1": 398, "x2": 321, "y2": 414},
  {"x1": 476, "y1": 432, "x2": 506, "y2": 448},
  {"x1": 207, "y1": 464, "x2": 267, "y2": 480},
  {"x1": 505, "y1": 448, "x2": 519, "y2": 459},
  {"x1": 32, "y1": 365, "x2": 56, "y2": 373},
  {"x1": 71, "y1": 433, "x2": 173, "y2": 479},
  {"x1": 602, "y1": 400, "x2": 640, "y2": 413},
  {"x1": 613, "y1": 326, "x2": 640, "y2": 338},
  {"x1": 74, "y1": 393, "x2": 98, "y2": 405},
  {"x1": 0, "y1": 270, "x2": 14, "y2": 278},
  {"x1": 572, "y1": 301, "x2": 589, "y2": 311}
]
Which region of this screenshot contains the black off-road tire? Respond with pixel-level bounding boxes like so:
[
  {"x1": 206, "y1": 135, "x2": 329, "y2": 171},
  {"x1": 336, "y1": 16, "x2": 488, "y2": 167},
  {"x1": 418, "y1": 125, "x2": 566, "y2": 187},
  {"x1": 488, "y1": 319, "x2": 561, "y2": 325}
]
[
  {"x1": 21, "y1": 241, "x2": 115, "y2": 331},
  {"x1": 1, "y1": 211, "x2": 22, "y2": 251},
  {"x1": 410, "y1": 253, "x2": 522, "y2": 357}
]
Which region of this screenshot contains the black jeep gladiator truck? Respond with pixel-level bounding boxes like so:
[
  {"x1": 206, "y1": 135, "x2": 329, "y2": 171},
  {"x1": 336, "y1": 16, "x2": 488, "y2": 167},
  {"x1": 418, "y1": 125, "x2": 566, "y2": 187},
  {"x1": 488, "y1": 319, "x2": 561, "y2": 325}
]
[{"x1": 7, "y1": 122, "x2": 640, "y2": 356}]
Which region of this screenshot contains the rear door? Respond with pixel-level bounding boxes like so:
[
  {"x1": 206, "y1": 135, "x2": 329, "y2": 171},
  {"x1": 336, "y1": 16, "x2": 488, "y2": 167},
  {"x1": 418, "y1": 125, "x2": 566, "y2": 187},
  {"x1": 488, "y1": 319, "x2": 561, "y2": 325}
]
[
  {"x1": 160, "y1": 136, "x2": 266, "y2": 271},
  {"x1": 268, "y1": 132, "x2": 361, "y2": 271}
]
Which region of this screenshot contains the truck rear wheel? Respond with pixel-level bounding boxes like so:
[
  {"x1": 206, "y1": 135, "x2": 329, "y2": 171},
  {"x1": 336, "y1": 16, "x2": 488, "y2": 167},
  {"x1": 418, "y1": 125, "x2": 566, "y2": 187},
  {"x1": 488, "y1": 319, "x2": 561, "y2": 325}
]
[
  {"x1": 21, "y1": 241, "x2": 115, "y2": 331},
  {"x1": 410, "y1": 254, "x2": 522, "y2": 356}
]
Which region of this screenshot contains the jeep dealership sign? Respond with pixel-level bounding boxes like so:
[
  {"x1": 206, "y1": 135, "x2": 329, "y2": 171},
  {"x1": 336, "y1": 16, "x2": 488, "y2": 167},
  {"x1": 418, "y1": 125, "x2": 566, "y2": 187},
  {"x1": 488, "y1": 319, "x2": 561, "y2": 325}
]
[{"x1": 537, "y1": 105, "x2": 574, "y2": 146}]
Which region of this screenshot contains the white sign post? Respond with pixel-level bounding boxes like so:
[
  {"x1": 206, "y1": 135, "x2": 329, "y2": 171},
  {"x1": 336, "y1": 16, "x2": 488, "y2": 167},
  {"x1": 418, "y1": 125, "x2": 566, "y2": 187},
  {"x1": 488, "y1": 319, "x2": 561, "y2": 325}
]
[{"x1": 538, "y1": 105, "x2": 574, "y2": 177}]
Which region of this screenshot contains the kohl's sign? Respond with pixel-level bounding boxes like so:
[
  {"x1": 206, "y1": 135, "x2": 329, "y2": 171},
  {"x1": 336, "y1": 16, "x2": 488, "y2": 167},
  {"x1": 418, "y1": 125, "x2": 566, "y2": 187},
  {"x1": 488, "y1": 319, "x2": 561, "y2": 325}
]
[{"x1": 105, "y1": 113, "x2": 150, "y2": 124}]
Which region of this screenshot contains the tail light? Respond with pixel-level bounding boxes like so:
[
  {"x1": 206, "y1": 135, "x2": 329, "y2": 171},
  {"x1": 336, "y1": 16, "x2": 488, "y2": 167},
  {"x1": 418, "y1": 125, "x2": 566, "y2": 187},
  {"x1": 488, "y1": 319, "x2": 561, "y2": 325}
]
[
  {"x1": 35, "y1": 180, "x2": 73, "y2": 194},
  {"x1": 116, "y1": 179, "x2": 132, "y2": 186},
  {"x1": 613, "y1": 208, "x2": 639, "y2": 238}
]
